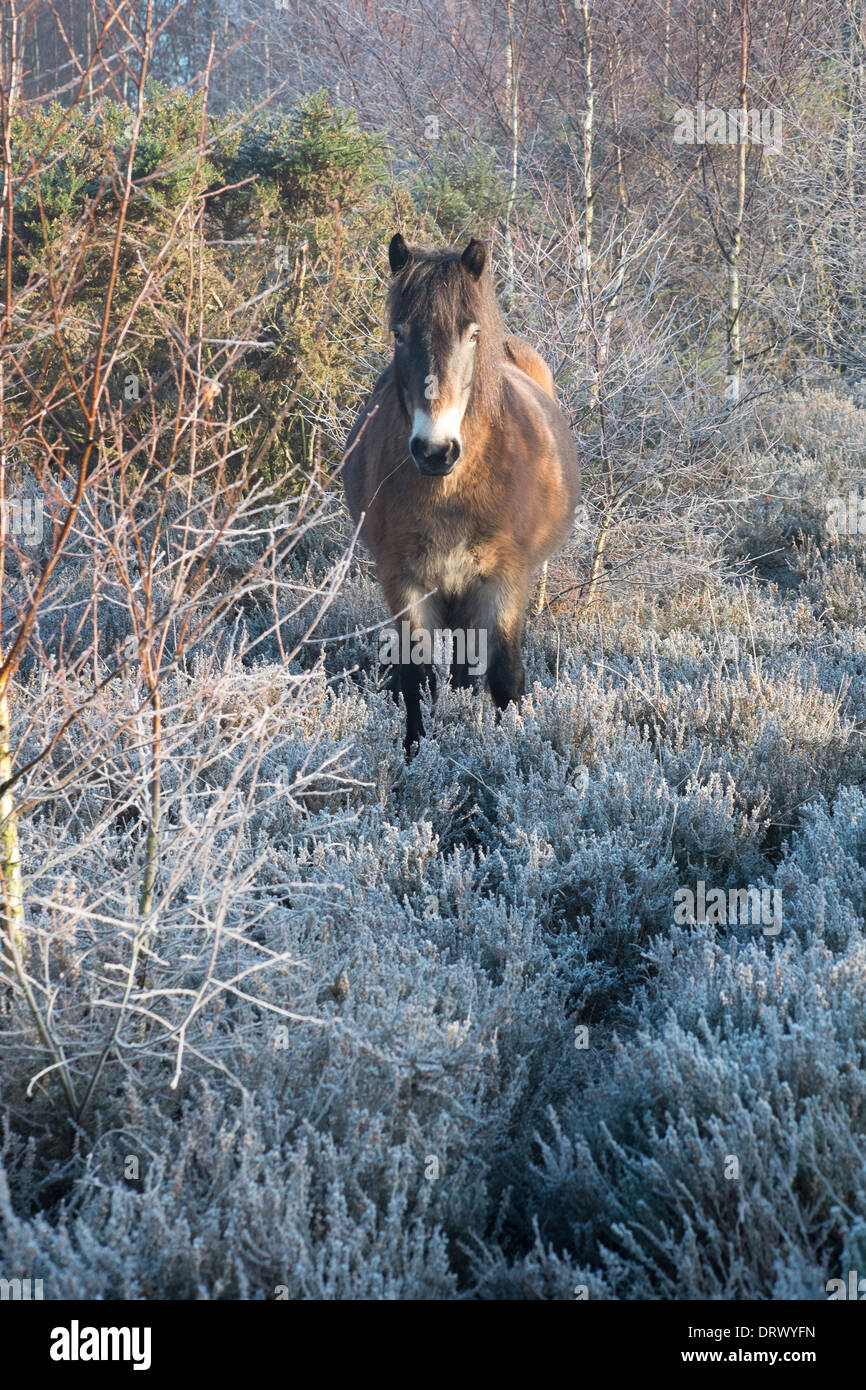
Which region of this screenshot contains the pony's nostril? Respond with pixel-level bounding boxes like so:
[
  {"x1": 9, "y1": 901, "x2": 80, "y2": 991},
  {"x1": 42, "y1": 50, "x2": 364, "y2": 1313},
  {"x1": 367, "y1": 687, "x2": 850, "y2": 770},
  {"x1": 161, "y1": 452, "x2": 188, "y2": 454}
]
[
  {"x1": 410, "y1": 435, "x2": 459, "y2": 473},
  {"x1": 411, "y1": 438, "x2": 459, "y2": 474}
]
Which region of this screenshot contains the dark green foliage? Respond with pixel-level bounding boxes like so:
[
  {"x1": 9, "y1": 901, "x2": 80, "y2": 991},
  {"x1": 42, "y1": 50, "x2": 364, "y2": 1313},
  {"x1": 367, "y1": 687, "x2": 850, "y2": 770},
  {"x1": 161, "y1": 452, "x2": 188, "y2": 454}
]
[
  {"x1": 413, "y1": 131, "x2": 508, "y2": 239},
  {"x1": 7, "y1": 89, "x2": 398, "y2": 493},
  {"x1": 218, "y1": 92, "x2": 386, "y2": 215}
]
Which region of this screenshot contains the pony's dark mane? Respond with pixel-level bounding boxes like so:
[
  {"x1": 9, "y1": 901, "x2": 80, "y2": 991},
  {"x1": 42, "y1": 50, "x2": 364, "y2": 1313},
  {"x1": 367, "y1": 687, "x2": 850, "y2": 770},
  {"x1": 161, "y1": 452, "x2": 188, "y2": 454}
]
[{"x1": 386, "y1": 247, "x2": 506, "y2": 424}]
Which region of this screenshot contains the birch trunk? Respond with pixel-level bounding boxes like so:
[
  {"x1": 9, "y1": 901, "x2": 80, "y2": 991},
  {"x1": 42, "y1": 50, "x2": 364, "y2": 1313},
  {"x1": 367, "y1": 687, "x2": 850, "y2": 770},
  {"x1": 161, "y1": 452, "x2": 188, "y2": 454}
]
[
  {"x1": 578, "y1": 0, "x2": 595, "y2": 309},
  {"x1": 0, "y1": 7, "x2": 24, "y2": 959},
  {"x1": 0, "y1": 684, "x2": 25, "y2": 958},
  {"x1": 503, "y1": 0, "x2": 519, "y2": 309},
  {"x1": 726, "y1": 0, "x2": 749, "y2": 404}
]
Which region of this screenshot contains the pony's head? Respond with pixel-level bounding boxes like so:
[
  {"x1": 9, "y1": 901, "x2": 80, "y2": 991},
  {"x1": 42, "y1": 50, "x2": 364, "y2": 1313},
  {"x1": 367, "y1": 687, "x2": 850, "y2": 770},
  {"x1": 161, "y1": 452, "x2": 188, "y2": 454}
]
[{"x1": 386, "y1": 233, "x2": 504, "y2": 476}]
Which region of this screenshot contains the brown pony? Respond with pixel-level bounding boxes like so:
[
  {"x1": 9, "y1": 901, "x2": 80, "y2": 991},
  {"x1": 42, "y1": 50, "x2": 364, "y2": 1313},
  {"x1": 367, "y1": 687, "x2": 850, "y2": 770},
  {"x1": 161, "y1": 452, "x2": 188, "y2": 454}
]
[{"x1": 343, "y1": 232, "x2": 580, "y2": 753}]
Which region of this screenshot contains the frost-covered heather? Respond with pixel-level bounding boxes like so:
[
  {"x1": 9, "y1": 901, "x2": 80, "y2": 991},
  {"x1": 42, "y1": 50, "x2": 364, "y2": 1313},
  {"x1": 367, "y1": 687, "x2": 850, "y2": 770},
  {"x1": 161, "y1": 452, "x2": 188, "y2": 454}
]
[{"x1": 3, "y1": 389, "x2": 866, "y2": 1301}]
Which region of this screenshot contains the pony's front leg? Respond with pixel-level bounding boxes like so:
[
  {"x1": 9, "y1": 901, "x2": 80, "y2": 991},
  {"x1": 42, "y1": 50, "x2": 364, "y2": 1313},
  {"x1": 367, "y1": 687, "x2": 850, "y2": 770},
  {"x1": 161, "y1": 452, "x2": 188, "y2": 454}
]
[
  {"x1": 481, "y1": 575, "x2": 529, "y2": 712},
  {"x1": 448, "y1": 609, "x2": 487, "y2": 692},
  {"x1": 487, "y1": 633, "x2": 526, "y2": 711},
  {"x1": 381, "y1": 583, "x2": 440, "y2": 757},
  {"x1": 397, "y1": 657, "x2": 437, "y2": 756}
]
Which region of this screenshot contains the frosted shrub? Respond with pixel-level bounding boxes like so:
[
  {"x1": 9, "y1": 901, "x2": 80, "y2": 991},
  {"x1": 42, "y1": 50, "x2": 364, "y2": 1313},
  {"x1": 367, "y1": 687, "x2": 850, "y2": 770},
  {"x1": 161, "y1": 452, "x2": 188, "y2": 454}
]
[{"x1": 4, "y1": 384, "x2": 866, "y2": 1300}]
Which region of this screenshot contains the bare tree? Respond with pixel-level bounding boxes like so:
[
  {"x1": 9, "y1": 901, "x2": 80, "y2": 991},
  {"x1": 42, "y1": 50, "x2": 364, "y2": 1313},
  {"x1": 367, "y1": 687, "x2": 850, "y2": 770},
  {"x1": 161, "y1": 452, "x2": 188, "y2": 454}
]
[{"x1": 1, "y1": 0, "x2": 359, "y2": 1120}]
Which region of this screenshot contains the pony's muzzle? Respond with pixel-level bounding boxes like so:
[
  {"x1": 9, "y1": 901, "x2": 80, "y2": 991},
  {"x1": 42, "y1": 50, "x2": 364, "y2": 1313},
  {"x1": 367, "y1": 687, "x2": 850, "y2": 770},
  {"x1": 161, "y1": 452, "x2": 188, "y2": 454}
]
[{"x1": 410, "y1": 435, "x2": 461, "y2": 476}]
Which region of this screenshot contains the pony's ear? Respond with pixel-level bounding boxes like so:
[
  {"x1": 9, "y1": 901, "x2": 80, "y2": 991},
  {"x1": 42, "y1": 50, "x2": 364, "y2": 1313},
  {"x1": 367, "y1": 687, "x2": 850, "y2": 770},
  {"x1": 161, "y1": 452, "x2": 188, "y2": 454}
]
[
  {"x1": 389, "y1": 232, "x2": 412, "y2": 275},
  {"x1": 461, "y1": 237, "x2": 486, "y2": 280}
]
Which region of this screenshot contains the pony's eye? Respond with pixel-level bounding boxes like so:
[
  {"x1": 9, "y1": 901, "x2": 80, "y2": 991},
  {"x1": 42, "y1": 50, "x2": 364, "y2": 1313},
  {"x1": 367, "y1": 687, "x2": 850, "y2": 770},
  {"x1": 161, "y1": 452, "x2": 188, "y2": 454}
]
[
  {"x1": 392, "y1": 327, "x2": 404, "y2": 345},
  {"x1": 469, "y1": 328, "x2": 480, "y2": 344}
]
